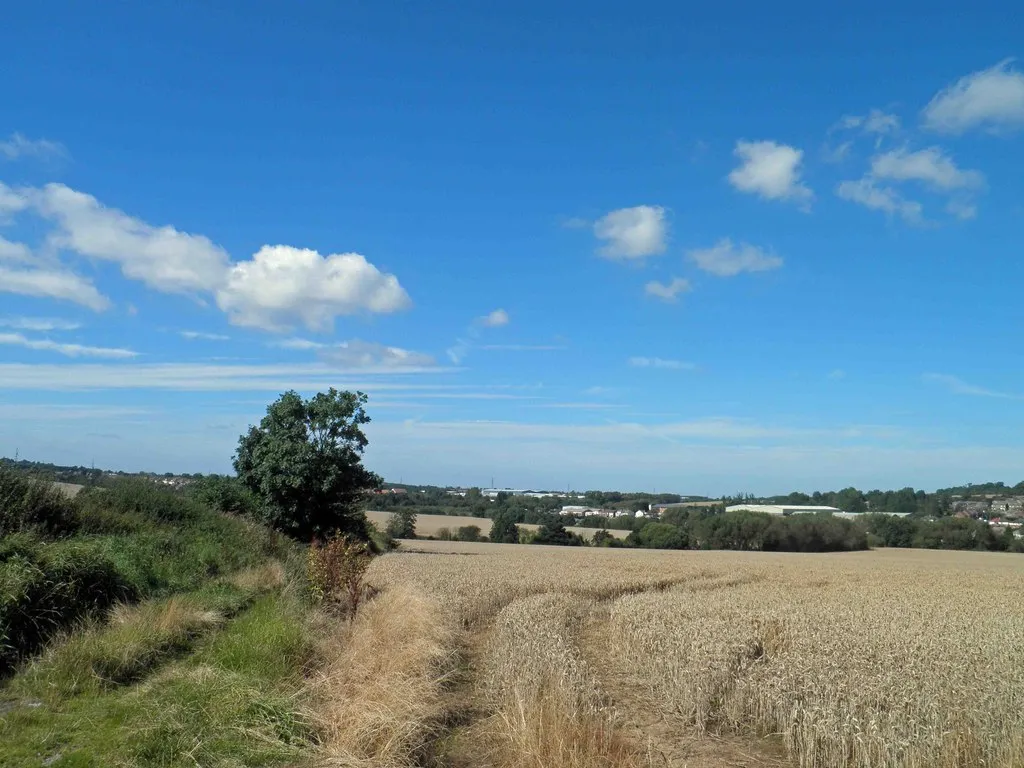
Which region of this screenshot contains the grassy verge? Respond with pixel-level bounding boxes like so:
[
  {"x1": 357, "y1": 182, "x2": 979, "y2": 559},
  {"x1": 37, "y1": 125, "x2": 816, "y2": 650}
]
[
  {"x1": 1, "y1": 476, "x2": 290, "y2": 674},
  {"x1": 0, "y1": 570, "x2": 315, "y2": 767}
]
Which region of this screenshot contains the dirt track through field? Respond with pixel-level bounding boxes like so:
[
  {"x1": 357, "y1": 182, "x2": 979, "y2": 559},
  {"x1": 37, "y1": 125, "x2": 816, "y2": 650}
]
[{"x1": 419, "y1": 561, "x2": 790, "y2": 768}]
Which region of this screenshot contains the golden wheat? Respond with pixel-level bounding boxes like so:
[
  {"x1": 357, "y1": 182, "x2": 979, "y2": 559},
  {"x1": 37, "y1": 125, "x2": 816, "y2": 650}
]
[{"x1": 364, "y1": 543, "x2": 1024, "y2": 768}]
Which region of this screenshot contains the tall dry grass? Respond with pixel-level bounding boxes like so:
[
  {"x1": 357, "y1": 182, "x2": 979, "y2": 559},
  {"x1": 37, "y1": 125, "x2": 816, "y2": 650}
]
[{"x1": 308, "y1": 584, "x2": 457, "y2": 767}]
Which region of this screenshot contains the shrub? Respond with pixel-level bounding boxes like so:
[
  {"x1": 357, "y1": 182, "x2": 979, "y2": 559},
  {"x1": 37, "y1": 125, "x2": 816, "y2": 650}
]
[
  {"x1": 531, "y1": 519, "x2": 584, "y2": 546},
  {"x1": 0, "y1": 536, "x2": 134, "y2": 674},
  {"x1": 490, "y1": 510, "x2": 520, "y2": 544},
  {"x1": 188, "y1": 474, "x2": 262, "y2": 518},
  {"x1": 456, "y1": 525, "x2": 482, "y2": 542},
  {"x1": 435, "y1": 527, "x2": 453, "y2": 541},
  {"x1": 76, "y1": 481, "x2": 205, "y2": 525},
  {"x1": 307, "y1": 535, "x2": 373, "y2": 619},
  {"x1": 0, "y1": 469, "x2": 77, "y2": 538},
  {"x1": 385, "y1": 509, "x2": 417, "y2": 539}
]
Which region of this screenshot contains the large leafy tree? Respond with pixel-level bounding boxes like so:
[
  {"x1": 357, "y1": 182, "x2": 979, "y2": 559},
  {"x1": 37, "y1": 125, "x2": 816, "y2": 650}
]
[{"x1": 234, "y1": 389, "x2": 382, "y2": 542}]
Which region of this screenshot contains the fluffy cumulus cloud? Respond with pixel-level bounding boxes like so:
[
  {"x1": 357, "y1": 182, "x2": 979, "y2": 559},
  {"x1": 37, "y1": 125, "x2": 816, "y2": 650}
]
[
  {"x1": 0, "y1": 332, "x2": 136, "y2": 359},
  {"x1": 835, "y1": 179, "x2": 923, "y2": 223},
  {"x1": 627, "y1": 356, "x2": 695, "y2": 370},
  {"x1": 27, "y1": 183, "x2": 230, "y2": 294},
  {"x1": 593, "y1": 205, "x2": 667, "y2": 260},
  {"x1": 923, "y1": 59, "x2": 1024, "y2": 134},
  {"x1": 216, "y1": 245, "x2": 411, "y2": 332},
  {"x1": 479, "y1": 308, "x2": 509, "y2": 327},
  {"x1": 319, "y1": 340, "x2": 436, "y2": 369},
  {"x1": 0, "y1": 133, "x2": 66, "y2": 161},
  {"x1": 870, "y1": 147, "x2": 984, "y2": 191},
  {"x1": 687, "y1": 239, "x2": 783, "y2": 277},
  {"x1": 0, "y1": 182, "x2": 414, "y2": 331},
  {"x1": 644, "y1": 277, "x2": 691, "y2": 303},
  {"x1": 728, "y1": 141, "x2": 813, "y2": 207}
]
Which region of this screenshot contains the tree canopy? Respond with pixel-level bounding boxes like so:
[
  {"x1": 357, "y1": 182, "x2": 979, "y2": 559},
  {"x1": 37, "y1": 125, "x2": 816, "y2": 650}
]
[{"x1": 234, "y1": 389, "x2": 381, "y2": 542}]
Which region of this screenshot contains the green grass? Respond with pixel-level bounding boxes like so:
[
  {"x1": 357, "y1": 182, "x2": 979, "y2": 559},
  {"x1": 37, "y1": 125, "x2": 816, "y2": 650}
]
[
  {"x1": 1, "y1": 480, "x2": 293, "y2": 674},
  {"x1": 0, "y1": 588, "x2": 316, "y2": 767}
]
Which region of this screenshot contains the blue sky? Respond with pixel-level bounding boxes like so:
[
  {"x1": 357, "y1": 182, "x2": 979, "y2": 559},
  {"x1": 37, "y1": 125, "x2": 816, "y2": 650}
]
[{"x1": 2, "y1": 1, "x2": 1023, "y2": 494}]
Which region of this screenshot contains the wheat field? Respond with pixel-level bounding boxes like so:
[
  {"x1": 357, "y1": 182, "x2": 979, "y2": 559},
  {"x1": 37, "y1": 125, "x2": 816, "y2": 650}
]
[{"x1": 354, "y1": 541, "x2": 1024, "y2": 768}]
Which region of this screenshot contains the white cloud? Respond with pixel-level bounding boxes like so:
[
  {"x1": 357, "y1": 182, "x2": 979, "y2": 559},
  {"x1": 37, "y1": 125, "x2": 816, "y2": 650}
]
[
  {"x1": 0, "y1": 235, "x2": 34, "y2": 262},
  {"x1": 0, "y1": 332, "x2": 137, "y2": 359},
  {"x1": 271, "y1": 337, "x2": 327, "y2": 350},
  {"x1": 0, "y1": 183, "x2": 29, "y2": 218},
  {"x1": 835, "y1": 178, "x2": 923, "y2": 224},
  {"x1": 923, "y1": 373, "x2": 1021, "y2": 399},
  {"x1": 0, "y1": 317, "x2": 81, "y2": 332},
  {"x1": 0, "y1": 362, "x2": 453, "y2": 391},
  {"x1": 0, "y1": 133, "x2": 66, "y2": 161},
  {"x1": 628, "y1": 357, "x2": 696, "y2": 370},
  {"x1": 644, "y1": 277, "x2": 692, "y2": 302},
  {"x1": 822, "y1": 140, "x2": 854, "y2": 164},
  {"x1": 0, "y1": 263, "x2": 111, "y2": 310},
  {"x1": 870, "y1": 147, "x2": 984, "y2": 191},
  {"x1": 728, "y1": 141, "x2": 813, "y2": 207},
  {"x1": 216, "y1": 245, "x2": 411, "y2": 332},
  {"x1": 923, "y1": 59, "x2": 1024, "y2": 134},
  {"x1": 179, "y1": 330, "x2": 230, "y2": 341},
  {"x1": 272, "y1": 337, "x2": 436, "y2": 369},
  {"x1": 319, "y1": 340, "x2": 436, "y2": 369},
  {"x1": 863, "y1": 109, "x2": 901, "y2": 135},
  {"x1": 593, "y1": 205, "x2": 668, "y2": 260},
  {"x1": 480, "y1": 308, "x2": 509, "y2": 327},
  {"x1": 27, "y1": 183, "x2": 231, "y2": 294},
  {"x1": 946, "y1": 200, "x2": 977, "y2": 221},
  {"x1": 687, "y1": 239, "x2": 783, "y2": 277},
  {"x1": 2, "y1": 183, "x2": 414, "y2": 333},
  {"x1": 481, "y1": 344, "x2": 566, "y2": 351},
  {"x1": 836, "y1": 109, "x2": 901, "y2": 136}
]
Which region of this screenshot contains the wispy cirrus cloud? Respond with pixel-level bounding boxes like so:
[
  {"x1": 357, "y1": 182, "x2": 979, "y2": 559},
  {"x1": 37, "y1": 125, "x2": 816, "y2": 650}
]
[
  {"x1": 0, "y1": 332, "x2": 138, "y2": 359},
  {"x1": 0, "y1": 362, "x2": 452, "y2": 391},
  {"x1": 628, "y1": 357, "x2": 696, "y2": 370},
  {"x1": 481, "y1": 344, "x2": 566, "y2": 352},
  {"x1": 0, "y1": 133, "x2": 67, "y2": 161},
  {"x1": 923, "y1": 373, "x2": 1022, "y2": 399},
  {"x1": 0, "y1": 316, "x2": 81, "y2": 332},
  {"x1": 180, "y1": 330, "x2": 230, "y2": 341}
]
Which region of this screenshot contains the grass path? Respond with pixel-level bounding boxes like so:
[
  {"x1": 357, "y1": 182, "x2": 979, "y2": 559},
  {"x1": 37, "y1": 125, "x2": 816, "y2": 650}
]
[{"x1": 0, "y1": 563, "x2": 315, "y2": 768}]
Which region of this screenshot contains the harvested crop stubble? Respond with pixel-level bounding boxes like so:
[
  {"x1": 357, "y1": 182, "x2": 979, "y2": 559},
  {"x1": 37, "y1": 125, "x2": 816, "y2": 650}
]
[{"x1": 367, "y1": 542, "x2": 1024, "y2": 768}]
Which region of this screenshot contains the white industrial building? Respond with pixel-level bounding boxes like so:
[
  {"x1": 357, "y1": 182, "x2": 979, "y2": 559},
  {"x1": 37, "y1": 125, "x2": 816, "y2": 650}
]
[{"x1": 726, "y1": 504, "x2": 842, "y2": 516}]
